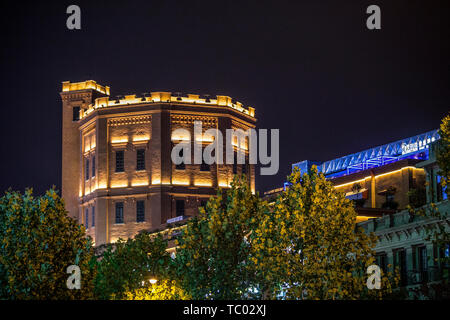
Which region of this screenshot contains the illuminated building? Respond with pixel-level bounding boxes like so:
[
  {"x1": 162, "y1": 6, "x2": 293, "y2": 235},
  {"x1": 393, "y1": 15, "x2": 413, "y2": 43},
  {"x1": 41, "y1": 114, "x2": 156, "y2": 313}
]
[
  {"x1": 61, "y1": 80, "x2": 256, "y2": 245},
  {"x1": 268, "y1": 129, "x2": 449, "y2": 297},
  {"x1": 358, "y1": 142, "x2": 449, "y2": 298},
  {"x1": 286, "y1": 130, "x2": 441, "y2": 222}
]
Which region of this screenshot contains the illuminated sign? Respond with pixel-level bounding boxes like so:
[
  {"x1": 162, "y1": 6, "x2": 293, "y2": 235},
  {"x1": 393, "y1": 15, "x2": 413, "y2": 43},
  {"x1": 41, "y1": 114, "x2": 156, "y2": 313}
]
[
  {"x1": 401, "y1": 142, "x2": 418, "y2": 155},
  {"x1": 167, "y1": 216, "x2": 186, "y2": 224}
]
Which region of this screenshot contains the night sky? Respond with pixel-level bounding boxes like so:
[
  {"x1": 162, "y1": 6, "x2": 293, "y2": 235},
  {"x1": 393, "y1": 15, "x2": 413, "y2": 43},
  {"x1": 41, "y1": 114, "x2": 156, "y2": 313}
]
[{"x1": 0, "y1": 0, "x2": 448, "y2": 195}]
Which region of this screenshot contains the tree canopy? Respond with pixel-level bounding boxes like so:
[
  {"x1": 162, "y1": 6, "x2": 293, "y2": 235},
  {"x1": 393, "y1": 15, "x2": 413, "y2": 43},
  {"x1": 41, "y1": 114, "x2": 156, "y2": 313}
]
[
  {"x1": 175, "y1": 176, "x2": 268, "y2": 299},
  {"x1": 0, "y1": 188, "x2": 96, "y2": 299},
  {"x1": 94, "y1": 231, "x2": 174, "y2": 299},
  {"x1": 251, "y1": 167, "x2": 396, "y2": 299}
]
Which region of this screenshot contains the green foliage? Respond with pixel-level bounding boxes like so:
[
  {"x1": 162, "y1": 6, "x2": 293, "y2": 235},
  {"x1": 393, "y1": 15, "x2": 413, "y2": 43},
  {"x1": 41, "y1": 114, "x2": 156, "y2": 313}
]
[
  {"x1": 252, "y1": 167, "x2": 396, "y2": 299},
  {"x1": 0, "y1": 188, "x2": 96, "y2": 299},
  {"x1": 426, "y1": 115, "x2": 450, "y2": 269},
  {"x1": 407, "y1": 187, "x2": 427, "y2": 208},
  {"x1": 124, "y1": 279, "x2": 190, "y2": 300},
  {"x1": 175, "y1": 171, "x2": 398, "y2": 300},
  {"x1": 437, "y1": 113, "x2": 450, "y2": 194},
  {"x1": 94, "y1": 231, "x2": 173, "y2": 299},
  {"x1": 351, "y1": 183, "x2": 362, "y2": 193},
  {"x1": 403, "y1": 114, "x2": 450, "y2": 299},
  {"x1": 175, "y1": 175, "x2": 268, "y2": 299}
]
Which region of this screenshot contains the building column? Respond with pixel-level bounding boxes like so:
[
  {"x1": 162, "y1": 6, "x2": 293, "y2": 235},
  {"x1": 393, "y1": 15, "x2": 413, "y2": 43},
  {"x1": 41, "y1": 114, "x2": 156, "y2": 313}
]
[
  {"x1": 95, "y1": 198, "x2": 108, "y2": 245},
  {"x1": 371, "y1": 171, "x2": 376, "y2": 208}
]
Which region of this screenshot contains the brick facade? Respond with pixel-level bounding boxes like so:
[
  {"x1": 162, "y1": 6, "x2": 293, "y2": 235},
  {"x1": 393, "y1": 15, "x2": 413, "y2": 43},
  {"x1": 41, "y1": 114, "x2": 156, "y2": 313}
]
[{"x1": 61, "y1": 80, "x2": 256, "y2": 245}]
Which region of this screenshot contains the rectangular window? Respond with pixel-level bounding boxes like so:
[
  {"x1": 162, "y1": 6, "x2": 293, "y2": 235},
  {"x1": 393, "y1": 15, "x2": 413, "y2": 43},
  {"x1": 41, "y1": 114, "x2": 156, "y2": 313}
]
[
  {"x1": 85, "y1": 208, "x2": 89, "y2": 229},
  {"x1": 419, "y1": 246, "x2": 428, "y2": 272},
  {"x1": 394, "y1": 249, "x2": 407, "y2": 286},
  {"x1": 72, "y1": 106, "x2": 80, "y2": 121},
  {"x1": 233, "y1": 152, "x2": 237, "y2": 174},
  {"x1": 176, "y1": 200, "x2": 185, "y2": 217},
  {"x1": 242, "y1": 157, "x2": 248, "y2": 175},
  {"x1": 91, "y1": 206, "x2": 95, "y2": 227},
  {"x1": 376, "y1": 253, "x2": 387, "y2": 274},
  {"x1": 201, "y1": 148, "x2": 211, "y2": 171},
  {"x1": 85, "y1": 158, "x2": 90, "y2": 180},
  {"x1": 92, "y1": 156, "x2": 96, "y2": 177},
  {"x1": 176, "y1": 148, "x2": 185, "y2": 170},
  {"x1": 137, "y1": 149, "x2": 145, "y2": 171},
  {"x1": 115, "y1": 202, "x2": 124, "y2": 224},
  {"x1": 136, "y1": 200, "x2": 145, "y2": 222},
  {"x1": 116, "y1": 151, "x2": 124, "y2": 172},
  {"x1": 413, "y1": 245, "x2": 428, "y2": 283}
]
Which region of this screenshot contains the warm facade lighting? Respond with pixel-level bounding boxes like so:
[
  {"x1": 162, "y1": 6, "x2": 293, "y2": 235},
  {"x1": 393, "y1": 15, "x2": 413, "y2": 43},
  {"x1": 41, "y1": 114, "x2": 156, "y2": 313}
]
[
  {"x1": 334, "y1": 177, "x2": 371, "y2": 189},
  {"x1": 218, "y1": 182, "x2": 231, "y2": 188},
  {"x1": 131, "y1": 181, "x2": 149, "y2": 187},
  {"x1": 374, "y1": 166, "x2": 423, "y2": 179},
  {"x1": 61, "y1": 79, "x2": 256, "y2": 247},
  {"x1": 132, "y1": 136, "x2": 150, "y2": 142},
  {"x1": 334, "y1": 166, "x2": 425, "y2": 189},
  {"x1": 194, "y1": 181, "x2": 212, "y2": 187},
  {"x1": 98, "y1": 183, "x2": 107, "y2": 189},
  {"x1": 76, "y1": 87, "x2": 255, "y2": 121},
  {"x1": 111, "y1": 138, "x2": 128, "y2": 144},
  {"x1": 171, "y1": 132, "x2": 191, "y2": 141},
  {"x1": 62, "y1": 80, "x2": 110, "y2": 95},
  {"x1": 173, "y1": 180, "x2": 190, "y2": 186},
  {"x1": 111, "y1": 182, "x2": 128, "y2": 188}
]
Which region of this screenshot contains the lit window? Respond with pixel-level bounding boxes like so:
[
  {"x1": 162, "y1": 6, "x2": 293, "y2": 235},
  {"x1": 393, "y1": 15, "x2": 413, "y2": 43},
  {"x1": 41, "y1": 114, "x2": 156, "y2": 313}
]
[
  {"x1": 115, "y1": 202, "x2": 124, "y2": 224},
  {"x1": 91, "y1": 206, "x2": 95, "y2": 227}
]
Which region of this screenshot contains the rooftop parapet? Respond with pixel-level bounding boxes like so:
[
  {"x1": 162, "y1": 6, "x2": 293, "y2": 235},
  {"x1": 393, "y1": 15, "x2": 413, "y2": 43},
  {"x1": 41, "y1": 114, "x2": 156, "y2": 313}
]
[
  {"x1": 82, "y1": 91, "x2": 255, "y2": 119},
  {"x1": 62, "y1": 80, "x2": 110, "y2": 95}
]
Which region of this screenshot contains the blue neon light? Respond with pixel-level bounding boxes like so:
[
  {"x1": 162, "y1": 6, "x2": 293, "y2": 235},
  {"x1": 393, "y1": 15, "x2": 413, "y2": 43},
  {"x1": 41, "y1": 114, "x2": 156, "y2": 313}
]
[{"x1": 292, "y1": 129, "x2": 440, "y2": 179}]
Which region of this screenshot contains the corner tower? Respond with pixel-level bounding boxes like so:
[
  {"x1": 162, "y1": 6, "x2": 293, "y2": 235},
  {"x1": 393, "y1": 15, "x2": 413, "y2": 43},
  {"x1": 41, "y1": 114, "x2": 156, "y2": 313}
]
[{"x1": 60, "y1": 80, "x2": 110, "y2": 220}]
